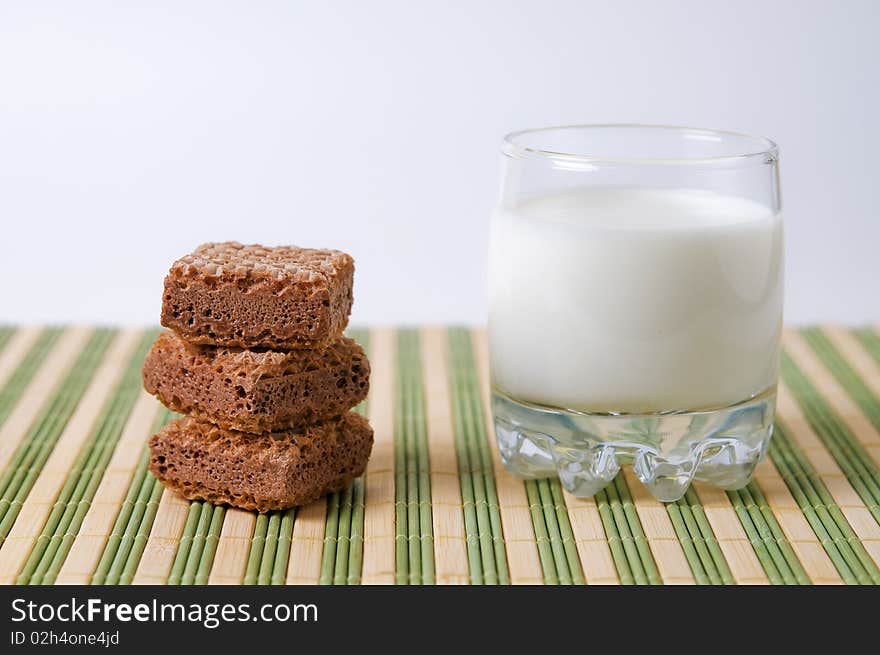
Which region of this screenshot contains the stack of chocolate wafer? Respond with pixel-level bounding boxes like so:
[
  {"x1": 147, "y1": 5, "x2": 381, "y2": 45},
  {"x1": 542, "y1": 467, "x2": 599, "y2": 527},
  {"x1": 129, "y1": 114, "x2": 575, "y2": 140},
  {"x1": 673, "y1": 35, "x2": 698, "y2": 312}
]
[{"x1": 142, "y1": 242, "x2": 373, "y2": 512}]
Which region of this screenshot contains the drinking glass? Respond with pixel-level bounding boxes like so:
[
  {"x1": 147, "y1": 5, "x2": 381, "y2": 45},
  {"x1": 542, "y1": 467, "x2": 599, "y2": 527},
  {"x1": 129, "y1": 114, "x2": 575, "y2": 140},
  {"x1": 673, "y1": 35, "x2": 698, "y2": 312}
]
[{"x1": 488, "y1": 124, "x2": 783, "y2": 501}]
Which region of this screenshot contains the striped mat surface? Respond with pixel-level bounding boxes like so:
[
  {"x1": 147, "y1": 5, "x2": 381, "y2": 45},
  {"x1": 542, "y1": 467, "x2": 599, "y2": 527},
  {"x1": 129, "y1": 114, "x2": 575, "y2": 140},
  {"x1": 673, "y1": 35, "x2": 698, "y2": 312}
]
[{"x1": 0, "y1": 325, "x2": 879, "y2": 585}]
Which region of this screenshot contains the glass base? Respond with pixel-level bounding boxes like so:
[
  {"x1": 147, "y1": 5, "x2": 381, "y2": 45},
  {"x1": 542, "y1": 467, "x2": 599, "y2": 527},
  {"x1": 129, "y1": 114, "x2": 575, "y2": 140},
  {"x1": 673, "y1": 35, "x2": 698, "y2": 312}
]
[{"x1": 492, "y1": 387, "x2": 775, "y2": 502}]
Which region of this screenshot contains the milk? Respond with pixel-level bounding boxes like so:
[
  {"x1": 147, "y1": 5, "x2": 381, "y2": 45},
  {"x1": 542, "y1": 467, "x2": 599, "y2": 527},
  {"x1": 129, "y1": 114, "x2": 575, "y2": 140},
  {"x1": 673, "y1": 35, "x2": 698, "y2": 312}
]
[{"x1": 488, "y1": 186, "x2": 784, "y2": 414}]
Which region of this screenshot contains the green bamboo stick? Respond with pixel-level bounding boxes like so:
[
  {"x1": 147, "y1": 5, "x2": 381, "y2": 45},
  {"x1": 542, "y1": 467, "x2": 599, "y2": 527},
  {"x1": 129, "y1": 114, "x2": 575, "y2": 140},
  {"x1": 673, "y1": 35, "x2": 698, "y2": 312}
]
[
  {"x1": 447, "y1": 352, "x2": 482, "y2": 585},
  {"x1": 733, "y1": 485, "x2": 796, "y2": 583},
  {"x1": 404, "y1": 332, "x2": 423, "y2": 584},
  {"x1": 8, "y1": 331, "x2": 113, "y2": 467},
  {"x1": 0, "y1": 418, "x2": 66, "y2": 530},
  {"x1": 0, "y1": 328, "x2": 62, "y2": 429},
  {"x1": 100, "y1": 463, "x2": 155, "y2": 584},
  {"x1": 23, "y1": 332, "x2": 154, "y2": 584},
  {"x1": 416, "y1": 388, "x2": 435, "y2": 587},
  {"x1": 612, "y1": 476, "x2": 662, "y2": 584},
  {"x1": 547, "y1": 480, "x2": 585, "y2": 584},
  {"x1": 318, "y1": 328, "x2": 369, "y2": 586},
  {"x1": 120, "y1": 477, "x2": 164, "y2": 585},
  {"x1": 455, "y1": 328, "x2": 507, "y2": 576},
  {"x1": 524, "y1": 480, "x2": 557, "y2": 584},
  {"x1": 0, "y1": 330, "x2": 114, "y2": 541},
  {"x1": 769, "y1": 437, "x2": 859, "y2": 584},
  {"x1": 684, "y1": 488, "x2": 734, "y2": 584},
  {"x1": 176, "y1": 501, "x2": 214, "y2": 585},
  {"x1": 678, "y1": 499, "x2": 721, "y2": 584},
  {"x1": 775, "y1": 451, "x2": 864, "y2": 584},
  {"x1": 395, "y1": 330, "x2": 435, "y2": 585},
  {"x1": 244, "y1": 513, "x2": 269, "y2": 585},
  {"x1": 853, "y1": 327, "x2": 880, "y2": 366},
  {"x1": 15, "y1": 331, "x2": 122, "y2": 582},
  {"x1": 347, "y1": 477, "x2": 366, "y2": 585},
  {"x1": 601, "y1": 482, "x2": 647, "y2": 584},
  {"x1": 805, "y1": 404, "x2": 880, "y2": 512},
  {"x1": 448, "y1": 329, "x2": 510, "y2": 584},
  {"x1": 665, "y1": 501, "x2": 709, "y2": 584},
  {"x1": 257, "y1": 512, "x2": 281, "y2": 585},
  {"x1": 271, "y1": 508, "x2": 296, "y2": 585},
  {"x1": 780, "y1": 372, "x2": 880, "y2": 524},
  {"x1": 24, "y1": 408, "x2": 119, "y2": 584},
  {"x1": 0, "y1": 326, "x2": 14, "y2": 353},
  {"x1": 167, "y1": 502, "x2": 204, "y2": 585},
  {"x1": 781, "y1": 350, "x2": 880, "y2": 522},
  {"x1": 92, "y1": 448, "x2": 152, "y2": 584},
  {"x1": 319, "y1": 493, "x2": 340, "y2": 585},
  {"x1": 781, "y1": 443, "x2": 880, "y2": 583},
  {"x1": 593, "y1": 488, "x2": 634, "y2": 584},
  {"x1": 393, "y1": 330, "x2": 408, "y2": 585},
  {"x1": 409, "y1": 330, "x2": 433, "y2": 583},
  {"x1": 0, "y1": 331, "x2": 115, "y2": 509},
  {"x1": 97, "y1": 408, "x2": 174, "y2": 585},
  {"x1": 193, "y1": 505, "x2": 225, "y2": 585},
  {"x1": 726, "y1": 487, "x2": 784, "y2": 584},
  {"x1": 400, "y1": 331, "x2": 418, "y2": 584},
  {"x1": 461, "y1": 344, "x2": 510, "y2": 585},
  {"x1": 803, "y1": 327, "x2": 880, "y2": 434},
  {"x1": 535, "y1": 479, "x2": 572, "y2": 585},
  {"x1": 448, "y1": 353, "x2": 484, "y2": 584},
  {"x1": 460, "y1": 497, "x2": 484, "y2": 583},
  {"x1": 771, "y1": 424, "x2": 880, "y2": 584},
  {"x1": 675, "y1": 491, "x2": 724, "y2": 584},
  {"x1": 736, "y1": 484, "x2": 800, "y2": 584},
  {"x1": 742, "y1": 482, "x2": 811, "y2": 584},
  {"x1": 397, "y1": 330, "x2": 422, "y2": 585},
  {"x1": 454, "y1": 336, "x2": 497, "y2": 585},
  {"x1": 332, "y1": 484, "x2": 354, "y2": 585},
  {"x1": 45, "y1": 411, "x2": 142, "y2": 584}
]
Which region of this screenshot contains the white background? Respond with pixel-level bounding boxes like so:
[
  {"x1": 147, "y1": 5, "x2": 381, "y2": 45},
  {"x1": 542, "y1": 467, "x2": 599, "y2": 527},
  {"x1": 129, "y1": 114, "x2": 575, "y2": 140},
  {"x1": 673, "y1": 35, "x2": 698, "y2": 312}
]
[{"x1": 0, "y1": 0, "x2": 877, "y2": 327}]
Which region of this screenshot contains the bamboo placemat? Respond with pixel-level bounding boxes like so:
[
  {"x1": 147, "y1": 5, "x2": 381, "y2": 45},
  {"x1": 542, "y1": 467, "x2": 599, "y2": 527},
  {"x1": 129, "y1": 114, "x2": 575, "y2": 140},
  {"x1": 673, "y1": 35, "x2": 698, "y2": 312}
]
[{"x1": 1, "y1": 325, "x2": 879, "y2": 585}]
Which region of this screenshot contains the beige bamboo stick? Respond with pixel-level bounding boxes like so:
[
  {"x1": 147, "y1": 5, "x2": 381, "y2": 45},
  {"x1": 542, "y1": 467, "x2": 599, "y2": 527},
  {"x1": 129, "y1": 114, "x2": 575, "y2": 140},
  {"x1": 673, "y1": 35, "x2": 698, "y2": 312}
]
[
  {"x1": 783, "y1": 329, "x2": 880, "y2": 463},
  {"x1": 471, "y1": 329, "x2": 544, "y2": 584},
  {"x1": 751, "y1": 456, "x2": 842, "y2": 584},
  {"x1": 691, "y1": 483, "x2": 768, "y2": 584},
  {"x1": 131, "y1": 488, "x2": 191, "y2": 584},
  {"x1": 0, "y1": 329, "x2": 141, "y2": 583},
  {"x1": 55, "y1": 393, "x2": 163, "y2": 584},
  {"x1": 420, "y1": 327, "x2": 469, "y2": 584},
  {"x1": 561, "y1": 492, "x2": 619, "y2": 584},
  {"x1": 359, "y1": 327, "x2": 396, "y2": 584},
  {"x1": 208, "y1": 509, "x2": 257, "y2": 585},
  {"x1": 620, "y1": 470, "x2": 694, "y2": 584},
  {"x1": 0, "y1": 326, "x2": 42, "y2": 388},
  {"x1": 776, "y1": 380, "x2": 880, "y2": 567},
  {"x1": 0, "y1": 327, "x2": 92, "y2": 472},
  {"x1": 285, "y1": 501, "x2": 326, "y2": 585}
]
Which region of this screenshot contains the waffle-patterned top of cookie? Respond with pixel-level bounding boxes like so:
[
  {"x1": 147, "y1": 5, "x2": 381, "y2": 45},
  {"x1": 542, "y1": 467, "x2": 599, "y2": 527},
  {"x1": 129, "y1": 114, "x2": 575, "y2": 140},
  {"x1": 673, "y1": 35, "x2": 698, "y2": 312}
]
[{"x1": 170, "y1": 242, "x2": 352, "y2": 284}]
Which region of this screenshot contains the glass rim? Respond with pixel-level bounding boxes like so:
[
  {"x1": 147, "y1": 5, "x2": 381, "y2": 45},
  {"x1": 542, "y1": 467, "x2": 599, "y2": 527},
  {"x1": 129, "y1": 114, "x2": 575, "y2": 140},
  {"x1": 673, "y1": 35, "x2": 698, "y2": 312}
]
[{"x1": 502, "y1": 123, "x2": 779, "y2": 165}]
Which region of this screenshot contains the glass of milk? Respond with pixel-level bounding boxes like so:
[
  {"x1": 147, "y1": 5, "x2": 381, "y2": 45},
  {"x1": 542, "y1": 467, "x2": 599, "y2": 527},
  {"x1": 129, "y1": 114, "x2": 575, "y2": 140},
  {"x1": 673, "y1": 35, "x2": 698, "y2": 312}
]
[{"x1": 489, "y1": 125, "x2": 783, "y2": 501}]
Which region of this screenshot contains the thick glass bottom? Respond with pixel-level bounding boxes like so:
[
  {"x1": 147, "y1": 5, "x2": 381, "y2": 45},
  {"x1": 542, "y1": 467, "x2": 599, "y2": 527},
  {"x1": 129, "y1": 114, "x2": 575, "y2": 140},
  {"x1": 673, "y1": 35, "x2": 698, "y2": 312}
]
[{"x1": 492, "y1": 387, "x2": 775, "y2": 502}]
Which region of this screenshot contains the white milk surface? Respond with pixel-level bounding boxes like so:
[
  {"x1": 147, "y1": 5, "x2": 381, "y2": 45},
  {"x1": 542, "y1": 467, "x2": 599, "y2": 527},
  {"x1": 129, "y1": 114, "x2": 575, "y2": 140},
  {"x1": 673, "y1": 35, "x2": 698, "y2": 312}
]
[{"x1": 488, "y1": 186, "x2": 784, "y2": 413}]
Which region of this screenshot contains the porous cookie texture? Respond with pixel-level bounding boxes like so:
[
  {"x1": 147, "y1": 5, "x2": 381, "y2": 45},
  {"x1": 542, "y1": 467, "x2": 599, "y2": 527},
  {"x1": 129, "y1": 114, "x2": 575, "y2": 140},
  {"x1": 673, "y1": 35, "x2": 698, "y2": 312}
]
[
  {"x1": 149, "y1": 413, "x2": 374, "y2": 512},
  {"x1": 142, "y1": 331, "x2": 370, "y2": 432},
  {"x1": 160, "y1": 242, "x2": 354, "y2": 350}
]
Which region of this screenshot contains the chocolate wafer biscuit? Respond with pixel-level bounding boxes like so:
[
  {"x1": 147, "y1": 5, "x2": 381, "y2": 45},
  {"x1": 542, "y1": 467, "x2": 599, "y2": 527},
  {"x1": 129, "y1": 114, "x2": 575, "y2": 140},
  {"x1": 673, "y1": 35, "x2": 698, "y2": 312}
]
[
  {"x1": 142, "y1": 331, "x2": 369, "y2": 432},
  {"x1": 161, "y1": 242, "x2": 354, "y2": 350},
  {"x1": 149, "y1": 412, "x2": 373, "y2": 512}
]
